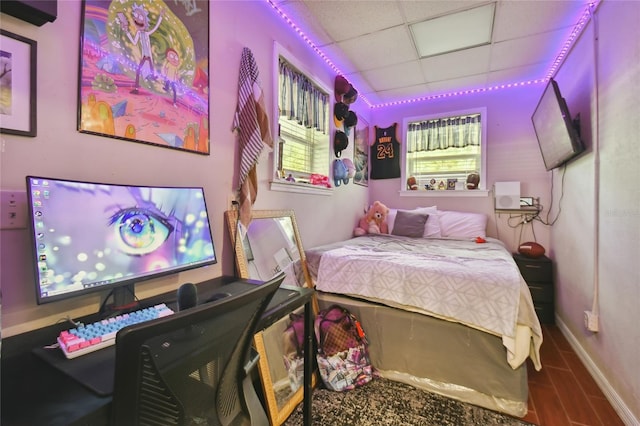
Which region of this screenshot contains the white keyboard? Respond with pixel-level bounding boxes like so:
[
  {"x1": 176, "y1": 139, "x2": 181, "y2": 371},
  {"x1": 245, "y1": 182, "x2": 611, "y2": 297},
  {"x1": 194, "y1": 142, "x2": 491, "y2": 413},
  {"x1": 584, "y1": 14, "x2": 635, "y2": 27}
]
[{"x1": 57, "y1": 304, "x2": 175, "y2": 359}]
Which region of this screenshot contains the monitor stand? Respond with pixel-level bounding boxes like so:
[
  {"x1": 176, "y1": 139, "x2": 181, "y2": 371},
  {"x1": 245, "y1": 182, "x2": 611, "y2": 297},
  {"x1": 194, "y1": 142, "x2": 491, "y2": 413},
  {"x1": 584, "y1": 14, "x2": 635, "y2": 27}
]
[{"x1": 101, "y1": 283, "x2": 137, "y2": 315}]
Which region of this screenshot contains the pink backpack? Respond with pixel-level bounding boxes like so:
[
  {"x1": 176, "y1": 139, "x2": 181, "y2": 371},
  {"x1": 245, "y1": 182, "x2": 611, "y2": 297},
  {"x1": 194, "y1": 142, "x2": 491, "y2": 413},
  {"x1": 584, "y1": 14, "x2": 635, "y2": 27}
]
[{"x1": 314, "y1": 305, "x2": 375, "y2": 391}]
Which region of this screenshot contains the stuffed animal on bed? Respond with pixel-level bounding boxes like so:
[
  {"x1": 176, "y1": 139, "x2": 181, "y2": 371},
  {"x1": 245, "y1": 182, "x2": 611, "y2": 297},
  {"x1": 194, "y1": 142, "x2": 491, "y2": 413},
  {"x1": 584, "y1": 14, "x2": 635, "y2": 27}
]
[{"x1": 354, "y1": 201, "x2": 389, "y2": 236}]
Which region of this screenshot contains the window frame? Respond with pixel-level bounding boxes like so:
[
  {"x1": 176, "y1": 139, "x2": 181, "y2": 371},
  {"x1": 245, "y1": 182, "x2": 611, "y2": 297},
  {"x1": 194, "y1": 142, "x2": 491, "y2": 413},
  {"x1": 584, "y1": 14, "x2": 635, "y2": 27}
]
[
  {"x1": 401, "y1": 107, "x2": 488, "y2": 197},
  {"x1": 270, "y1": 42, "x2": 332, "y2": 196}
]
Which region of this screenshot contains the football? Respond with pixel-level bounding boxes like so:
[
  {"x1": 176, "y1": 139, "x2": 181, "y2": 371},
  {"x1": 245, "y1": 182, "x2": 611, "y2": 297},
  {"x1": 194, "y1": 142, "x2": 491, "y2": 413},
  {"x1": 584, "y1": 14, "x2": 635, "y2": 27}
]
[{"x1": 518, "y1": 241, "x2": 546, "y2": 258}]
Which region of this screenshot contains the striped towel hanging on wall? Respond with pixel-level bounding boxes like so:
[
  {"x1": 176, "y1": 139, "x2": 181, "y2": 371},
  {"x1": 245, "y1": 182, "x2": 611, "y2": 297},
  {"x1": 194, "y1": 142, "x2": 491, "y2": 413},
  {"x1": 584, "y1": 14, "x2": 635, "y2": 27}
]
[{"x1": 233, "y1": 47, "x2": 272, "y2": 226}]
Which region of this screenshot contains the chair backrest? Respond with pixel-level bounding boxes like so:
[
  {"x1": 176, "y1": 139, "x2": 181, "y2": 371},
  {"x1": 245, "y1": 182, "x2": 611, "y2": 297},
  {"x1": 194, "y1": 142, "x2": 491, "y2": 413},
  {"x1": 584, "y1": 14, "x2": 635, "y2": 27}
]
[{"x1": 111, "y1": 274, "x2": 284, "y2": 426}]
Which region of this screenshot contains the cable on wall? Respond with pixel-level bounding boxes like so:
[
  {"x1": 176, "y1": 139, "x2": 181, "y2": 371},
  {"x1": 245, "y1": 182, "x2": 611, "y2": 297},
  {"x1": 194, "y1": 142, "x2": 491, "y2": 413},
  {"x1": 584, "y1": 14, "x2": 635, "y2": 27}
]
[
  {"x1": 588, "y1": 2, "x2": 601, "y2": 329},
  {"x1": 536, "y1": 166, "x2": 567, "y2": 227}
]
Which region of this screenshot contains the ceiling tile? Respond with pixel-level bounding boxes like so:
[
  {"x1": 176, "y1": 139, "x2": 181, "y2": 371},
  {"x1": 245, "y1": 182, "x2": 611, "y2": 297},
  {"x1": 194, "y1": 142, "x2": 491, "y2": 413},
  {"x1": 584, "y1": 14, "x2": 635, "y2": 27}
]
[
  {"x1": 485, "y1": 62, "x2": 548, "y2": 87},
  {"x1": 490, "y1": 27, "x2": 569, "y2": 71},
  {"x1": 420, "y1": 44, "x2": 491, "y2": 82},
  {"x1": 399, "y1": 1, "x2": 487, "y2": 24},
  {"x1": 361, "y1": 61, "x2": 425, "y2": 92},
  {"x1": 302, "y1": 0, "x2": 405, "y2": 42},
  {"x1": 376, "y1": 82, "x2": 431, "y2": 102},
  {"x1": 274, "y1": 1, "x2": 334, "y2": 46},
  {"x1": 337, "y1": 26, "x2": 417, "y2": 71},
  {"x1": 426, "y1": 73, "x2": 489, "y2": 95},
  {"x1": 493, "y1": 1, "x2": 588, "y2": 42}
]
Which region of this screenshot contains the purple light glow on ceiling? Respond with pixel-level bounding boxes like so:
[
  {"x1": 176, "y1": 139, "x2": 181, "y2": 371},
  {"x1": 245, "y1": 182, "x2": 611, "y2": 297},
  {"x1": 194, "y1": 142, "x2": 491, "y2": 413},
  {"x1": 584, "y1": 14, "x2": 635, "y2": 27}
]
[{"x1": 265, "y1": 0, "x2": 599, "y2": 108}]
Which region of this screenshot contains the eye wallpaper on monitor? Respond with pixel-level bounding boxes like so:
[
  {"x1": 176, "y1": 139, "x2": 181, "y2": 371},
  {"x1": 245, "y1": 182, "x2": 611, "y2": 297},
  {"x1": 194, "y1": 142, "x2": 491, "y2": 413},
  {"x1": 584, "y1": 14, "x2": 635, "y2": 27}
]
[{"x1": 26, "y1": 177, "x2": 217, "y2": 304}]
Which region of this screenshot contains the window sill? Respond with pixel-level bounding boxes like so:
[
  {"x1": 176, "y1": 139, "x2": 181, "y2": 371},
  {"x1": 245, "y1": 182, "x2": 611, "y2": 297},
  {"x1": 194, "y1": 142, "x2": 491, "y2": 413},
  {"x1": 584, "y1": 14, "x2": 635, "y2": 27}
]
[
  {"x1": 270, "y1": 180, "x2": 333, "y2": 196},
  {"x1": 400, "y1": 189, "x2": 489, "y2": 198}
]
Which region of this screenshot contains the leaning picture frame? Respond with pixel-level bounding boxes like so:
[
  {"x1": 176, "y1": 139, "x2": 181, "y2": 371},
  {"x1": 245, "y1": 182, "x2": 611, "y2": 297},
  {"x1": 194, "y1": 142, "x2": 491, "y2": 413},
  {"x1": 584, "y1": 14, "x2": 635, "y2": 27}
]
[
  {"x1": 0, "y1": 30, "x2": 37, "y2": 137},
  {"x1": 77, "y1": 0, "x2": 210, "y2": 154},
  {"x1": 353, "y1": 116, "x2": 369, "y2": 186}
]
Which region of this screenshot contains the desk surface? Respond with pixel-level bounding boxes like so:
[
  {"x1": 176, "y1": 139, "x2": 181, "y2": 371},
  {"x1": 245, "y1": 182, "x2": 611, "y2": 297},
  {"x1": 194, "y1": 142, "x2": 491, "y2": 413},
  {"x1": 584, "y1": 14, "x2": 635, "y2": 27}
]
[{"x1": 1, "y1": 276, "x2": 314, "y2": 426}]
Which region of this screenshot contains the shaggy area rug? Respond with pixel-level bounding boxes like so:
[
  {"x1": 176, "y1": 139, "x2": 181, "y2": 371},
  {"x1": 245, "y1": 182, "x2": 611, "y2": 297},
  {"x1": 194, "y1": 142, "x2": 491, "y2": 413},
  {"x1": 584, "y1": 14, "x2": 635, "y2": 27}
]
[{"x1": 283, "y1": 377, "x2": 533, "y2": 426}]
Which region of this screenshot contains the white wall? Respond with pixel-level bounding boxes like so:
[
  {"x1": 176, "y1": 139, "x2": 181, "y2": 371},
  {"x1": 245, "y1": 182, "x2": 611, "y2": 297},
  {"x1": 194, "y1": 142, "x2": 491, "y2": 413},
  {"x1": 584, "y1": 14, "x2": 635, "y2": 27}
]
[
  {"x1": 551, "y1": 2, "x2": 640, "y2": 422},
  {"x1": 0, "y1": 1, "x2": 367, "y2": 337}
]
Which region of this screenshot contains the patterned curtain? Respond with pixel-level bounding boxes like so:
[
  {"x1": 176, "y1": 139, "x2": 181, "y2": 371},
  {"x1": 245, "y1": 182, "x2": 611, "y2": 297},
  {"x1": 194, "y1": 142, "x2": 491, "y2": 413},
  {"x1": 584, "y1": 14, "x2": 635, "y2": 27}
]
[
  {"x1": 407, "y1": 114, "x2": 481, "y2": 152},
  {"x1": 279, "y1": 58, "x2": 329, "y2": 133}
]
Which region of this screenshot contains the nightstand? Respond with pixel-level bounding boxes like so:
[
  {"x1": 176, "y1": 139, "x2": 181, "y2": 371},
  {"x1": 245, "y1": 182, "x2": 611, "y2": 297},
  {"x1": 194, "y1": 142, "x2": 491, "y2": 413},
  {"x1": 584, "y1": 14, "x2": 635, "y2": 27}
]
[{"x1": 513, "y1": 253, "x2": 555, "y2": 324}]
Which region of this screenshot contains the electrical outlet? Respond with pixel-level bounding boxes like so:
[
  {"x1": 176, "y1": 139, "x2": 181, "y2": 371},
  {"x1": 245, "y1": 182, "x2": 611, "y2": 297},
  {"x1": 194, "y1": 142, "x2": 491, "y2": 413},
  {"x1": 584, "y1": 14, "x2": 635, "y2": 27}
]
[
  {"x1": 0, "y1": 190, "x2": 28, "y2": 230},
  {"x1": 584, "y1": 310, "x2": 599, "y2": 332}
]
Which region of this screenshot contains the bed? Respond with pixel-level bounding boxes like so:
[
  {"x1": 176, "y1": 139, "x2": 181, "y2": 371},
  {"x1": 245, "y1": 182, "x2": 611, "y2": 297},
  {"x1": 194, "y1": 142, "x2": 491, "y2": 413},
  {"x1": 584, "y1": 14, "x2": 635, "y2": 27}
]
[{"x1": 305, "y1": 207, "x2": 543, "y2": 417}]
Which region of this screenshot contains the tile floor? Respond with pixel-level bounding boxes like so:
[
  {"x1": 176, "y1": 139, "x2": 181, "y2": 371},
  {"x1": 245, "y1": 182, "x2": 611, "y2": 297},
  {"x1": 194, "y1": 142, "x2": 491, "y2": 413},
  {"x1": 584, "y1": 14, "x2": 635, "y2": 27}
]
[{"x1": 522, "y1": 324, "x2": 626, "y2": 426}]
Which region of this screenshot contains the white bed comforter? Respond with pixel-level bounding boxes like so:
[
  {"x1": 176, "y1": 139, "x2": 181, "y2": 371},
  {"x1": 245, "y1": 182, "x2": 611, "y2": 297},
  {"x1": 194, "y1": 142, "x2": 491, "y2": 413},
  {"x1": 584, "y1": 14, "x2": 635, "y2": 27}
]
[{"x1": 312, "y1": 235, "x2": 542, "y2": 370}]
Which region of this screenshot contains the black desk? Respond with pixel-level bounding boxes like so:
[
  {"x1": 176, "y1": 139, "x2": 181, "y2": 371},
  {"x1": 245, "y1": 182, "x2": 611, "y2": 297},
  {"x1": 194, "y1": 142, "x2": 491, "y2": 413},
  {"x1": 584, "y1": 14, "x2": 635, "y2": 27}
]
[{"x1": 1, "y1": 276, "x2": 314, "y2": 426}]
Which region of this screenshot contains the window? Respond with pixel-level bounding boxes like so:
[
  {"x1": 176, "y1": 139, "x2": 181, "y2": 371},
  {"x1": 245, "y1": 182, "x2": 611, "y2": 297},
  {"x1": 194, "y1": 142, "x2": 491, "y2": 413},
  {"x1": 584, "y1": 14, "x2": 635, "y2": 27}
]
[
  {"x1": 275, "y1": 56, "x2": 330, "y2": 186},
  {"x1": 403, "y1": 108, "x2": 486, "y2": 192}
]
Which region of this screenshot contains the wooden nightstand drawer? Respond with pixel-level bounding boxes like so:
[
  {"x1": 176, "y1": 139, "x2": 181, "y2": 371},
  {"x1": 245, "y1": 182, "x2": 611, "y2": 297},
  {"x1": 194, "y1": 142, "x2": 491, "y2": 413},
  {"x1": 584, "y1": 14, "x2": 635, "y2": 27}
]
[
  {"x1": 513, "y1": 254, "x2": 552, "y2": 282},
  {"x1": 528, "y1": 283, "x2": 554, "y2": 303},
  {"x1": 534, "y1": 303, "x2": 555, "y2": 324}
]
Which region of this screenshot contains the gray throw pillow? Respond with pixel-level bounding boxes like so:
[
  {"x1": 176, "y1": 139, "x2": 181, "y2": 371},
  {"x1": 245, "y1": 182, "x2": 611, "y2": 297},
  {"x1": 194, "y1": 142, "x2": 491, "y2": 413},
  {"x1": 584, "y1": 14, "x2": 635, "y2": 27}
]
[{"x1": 391, "y1": 210, "x2": 429, "y2": 238}]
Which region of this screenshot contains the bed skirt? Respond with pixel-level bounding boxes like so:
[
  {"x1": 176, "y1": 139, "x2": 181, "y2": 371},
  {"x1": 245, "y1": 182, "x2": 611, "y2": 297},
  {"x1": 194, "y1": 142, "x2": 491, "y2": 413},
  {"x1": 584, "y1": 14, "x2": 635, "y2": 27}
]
[{"x1": 316, "y1": 292, "x2": 528, "y2": 417}]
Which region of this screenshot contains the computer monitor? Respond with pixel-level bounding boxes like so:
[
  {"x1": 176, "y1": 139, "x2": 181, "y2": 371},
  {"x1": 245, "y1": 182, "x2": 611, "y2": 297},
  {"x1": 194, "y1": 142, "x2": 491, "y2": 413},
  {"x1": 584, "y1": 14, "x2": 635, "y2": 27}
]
[{"x1": 25, "y1": 176, "x2": 217, "y2": 306}]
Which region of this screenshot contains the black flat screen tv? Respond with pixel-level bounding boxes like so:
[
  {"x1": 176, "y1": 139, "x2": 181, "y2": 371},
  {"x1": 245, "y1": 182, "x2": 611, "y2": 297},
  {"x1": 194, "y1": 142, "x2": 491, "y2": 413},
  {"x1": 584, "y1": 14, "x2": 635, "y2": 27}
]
[
  {"x1": 26, "y1": 176, "x2": 217, "y2": 305},
  {"x1": 531, "y1": 78, "x2": 584, "y2": 171}
]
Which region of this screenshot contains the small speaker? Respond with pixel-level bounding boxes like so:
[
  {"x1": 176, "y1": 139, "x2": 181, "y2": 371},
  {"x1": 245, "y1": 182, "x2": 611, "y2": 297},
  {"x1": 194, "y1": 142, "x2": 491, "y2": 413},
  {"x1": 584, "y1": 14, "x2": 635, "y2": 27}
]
[{"x1": 495, "y1": 181, "x2": 520, "y2": 209}]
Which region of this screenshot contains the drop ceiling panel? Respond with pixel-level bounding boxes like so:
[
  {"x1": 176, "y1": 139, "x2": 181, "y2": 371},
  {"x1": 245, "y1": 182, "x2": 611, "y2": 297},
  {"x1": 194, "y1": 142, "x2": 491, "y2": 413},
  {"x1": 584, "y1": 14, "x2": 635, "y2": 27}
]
[
  {"x1": 427, "y1": 73, "x2": 489, "y2": 94},
  {"x1": 303, "y1": 1, "x2": 405, "y2": 43},
  {"x1": 361, "y1": 61, "x2": 425, "y2": 92},
  {"x1": 493, "y1": 1, "x2": 587, "y2": 42},
  {"x1": 337, "y1": 26, "x2": 418, "y2": 71},
  {"x1": 490, "y1": 27, "x2": 569, "y2": 71},
  {"x1": 420, "y1": 44, "x2": 491, "y2": 82},
  {"x1": 486, "y1": 62, "x2": 548, "y2": 87},
  {"x1": 399, "y1": 1, "x2": 490, "y2": 24},
  {"x1": 376, "y1": 83, "x2": 431, "y2": 102}
]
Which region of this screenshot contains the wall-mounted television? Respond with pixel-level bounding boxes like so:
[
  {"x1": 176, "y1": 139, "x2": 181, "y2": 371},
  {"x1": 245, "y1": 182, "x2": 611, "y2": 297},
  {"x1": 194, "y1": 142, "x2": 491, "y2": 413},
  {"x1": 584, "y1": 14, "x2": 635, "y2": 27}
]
[
  {"x1": 26, "y1": 176, "x2": 217, "y2": 305},
  {"x1": 531, "y1": 78, "x2": 584, "y2": 171}
]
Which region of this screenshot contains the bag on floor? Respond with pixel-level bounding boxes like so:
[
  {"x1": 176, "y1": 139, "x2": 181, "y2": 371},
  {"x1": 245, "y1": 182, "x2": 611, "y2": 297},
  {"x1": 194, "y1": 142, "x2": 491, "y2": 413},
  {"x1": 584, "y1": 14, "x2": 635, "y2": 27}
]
[{"x1": 314, "y1": 304, "x2": 375, "y2": 391}]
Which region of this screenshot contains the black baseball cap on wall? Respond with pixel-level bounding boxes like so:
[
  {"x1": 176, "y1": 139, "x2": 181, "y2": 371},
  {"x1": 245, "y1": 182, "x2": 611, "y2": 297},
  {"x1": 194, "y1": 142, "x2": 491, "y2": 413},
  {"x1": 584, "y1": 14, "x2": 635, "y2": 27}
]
[
  {"x1": 334, "y1": 130, "x2": 348, "y2": 157},
  {"x1": 334, "y1": 102, "x2": 349, "y2": 127}
]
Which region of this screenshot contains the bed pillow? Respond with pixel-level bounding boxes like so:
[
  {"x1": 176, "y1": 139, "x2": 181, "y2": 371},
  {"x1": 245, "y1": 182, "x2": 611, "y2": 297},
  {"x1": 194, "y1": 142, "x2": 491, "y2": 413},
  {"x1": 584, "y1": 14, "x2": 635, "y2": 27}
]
[
  {"x1": 391, "y1": 209, "x2": 429, "y2": 237},
  {"x1": 416, "y1": 206, "x2": 441, "y2": 238},
  {"x1": 438, "y1": 210, "x2": 488, "y2": 238},
  {"x1": 386, "y1": 209, "x2": 397, "y2": 233}
]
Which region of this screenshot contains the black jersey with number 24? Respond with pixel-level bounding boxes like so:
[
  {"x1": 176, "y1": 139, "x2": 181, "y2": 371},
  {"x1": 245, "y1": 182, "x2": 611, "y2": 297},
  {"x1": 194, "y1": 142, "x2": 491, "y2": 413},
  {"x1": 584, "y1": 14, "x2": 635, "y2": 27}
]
[{"x1": 370, "y1": 123, "x2": 400, "y2": 179}]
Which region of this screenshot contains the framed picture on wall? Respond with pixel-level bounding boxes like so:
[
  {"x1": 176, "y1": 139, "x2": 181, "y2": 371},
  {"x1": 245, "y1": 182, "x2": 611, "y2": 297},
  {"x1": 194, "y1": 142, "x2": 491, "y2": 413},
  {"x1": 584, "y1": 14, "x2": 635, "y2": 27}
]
[
  {"x1": 0, "y1": 30, "x2": 37, "y2": 137},
  {"x1": 77, "y1": 0, "x2": 210, "y2": 154},
  {"x1": 353, "y1": 116, "x2": 369, "y2": 186}
]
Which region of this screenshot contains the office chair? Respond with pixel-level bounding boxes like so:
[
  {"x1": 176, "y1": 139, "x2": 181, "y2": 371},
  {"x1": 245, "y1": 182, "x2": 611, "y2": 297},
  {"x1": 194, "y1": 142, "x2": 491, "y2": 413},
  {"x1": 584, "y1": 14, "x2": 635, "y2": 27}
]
[{"x1": 111, "y1": 274, "x2": 284, "y2": 426}]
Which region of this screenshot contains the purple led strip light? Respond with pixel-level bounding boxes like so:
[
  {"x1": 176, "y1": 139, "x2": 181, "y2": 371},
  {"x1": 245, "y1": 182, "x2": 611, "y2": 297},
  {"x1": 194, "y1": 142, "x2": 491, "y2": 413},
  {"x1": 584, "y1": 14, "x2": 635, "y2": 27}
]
[
  {"x1": 264, "y1": 0, "x2": 373, "y2": 106},
  {"x1": 266, "y1": 0, "x2": 598, "y2": 108},
  {"x1": 544, "y1": 1, "x2": 598, "y2": 81}
]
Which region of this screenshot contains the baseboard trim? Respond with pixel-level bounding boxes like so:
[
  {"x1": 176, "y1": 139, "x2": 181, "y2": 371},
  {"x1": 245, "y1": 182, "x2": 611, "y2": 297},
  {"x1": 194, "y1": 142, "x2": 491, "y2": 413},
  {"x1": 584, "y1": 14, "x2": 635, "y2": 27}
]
[{"x1": 555, "y1": 316, "x2": 638, "y2": 426}]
